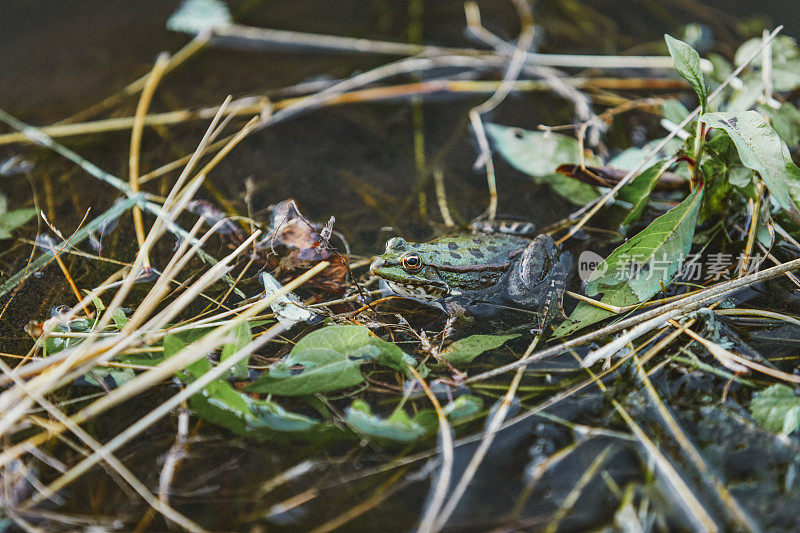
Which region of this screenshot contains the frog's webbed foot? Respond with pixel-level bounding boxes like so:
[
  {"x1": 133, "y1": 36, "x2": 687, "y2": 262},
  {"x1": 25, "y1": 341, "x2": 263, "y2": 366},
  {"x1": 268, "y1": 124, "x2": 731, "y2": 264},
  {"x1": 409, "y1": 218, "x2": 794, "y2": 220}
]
[{"x1": 506, "y1": 235, "x2": 571, "y2": 330}]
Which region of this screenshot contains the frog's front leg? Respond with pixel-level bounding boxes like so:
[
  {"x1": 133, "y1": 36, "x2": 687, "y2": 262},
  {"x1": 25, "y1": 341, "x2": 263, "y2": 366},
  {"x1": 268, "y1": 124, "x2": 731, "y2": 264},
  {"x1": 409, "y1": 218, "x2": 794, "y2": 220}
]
[{"x1": 505, "y1": 234, "x2": 570, "y2": 329}]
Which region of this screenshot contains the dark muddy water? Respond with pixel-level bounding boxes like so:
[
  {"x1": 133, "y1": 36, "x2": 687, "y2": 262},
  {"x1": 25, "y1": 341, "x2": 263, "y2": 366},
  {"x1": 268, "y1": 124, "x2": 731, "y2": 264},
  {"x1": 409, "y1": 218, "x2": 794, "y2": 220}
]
[{"x1": 2, "y1": 1, "x2": 799, "y2": 531}]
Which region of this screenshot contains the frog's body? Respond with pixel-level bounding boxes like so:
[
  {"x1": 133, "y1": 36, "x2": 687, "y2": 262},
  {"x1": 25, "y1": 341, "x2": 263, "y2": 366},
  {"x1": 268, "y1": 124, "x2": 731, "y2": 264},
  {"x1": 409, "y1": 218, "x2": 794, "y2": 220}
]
[{"x1": 369, "y1": 231, "x2": 569, "y2": 326}]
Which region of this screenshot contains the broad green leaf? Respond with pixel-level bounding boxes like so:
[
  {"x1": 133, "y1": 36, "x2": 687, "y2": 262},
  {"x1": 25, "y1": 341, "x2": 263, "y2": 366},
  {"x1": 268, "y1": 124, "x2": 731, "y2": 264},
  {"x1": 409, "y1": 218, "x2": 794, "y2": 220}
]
[
  {"x1": 726, "y1": 76, "x2": 764, "y2": 112},
  {"x1": 83, "y1": 366, "x2": 136, "y2": 388},
  {"x1": 538, "y1": 173, "x2": 600, "y2": 205},
  {"x1": 163, "y1": 334, "x2": 187, "y2": 359},
  {"x1": 185, "y1": 359, "x2": 331, "y2": 440},
  {"x1": 728, "y1": 166, "x2": 754, "y2": 189},
  {"x1": 701, "y1": 111, "x2": 800, "y2": 222},
  {"x1": 786, "y1": 158, "x2": 800, "y2": 214},
  {"x1": 735, "y1": 36, "x2": 800, "y2": 92},
  {"x1": 486, "y1": 123, "x2": 600, "y2": 204},
  {"x1": 607, "y1": 137, "x2": 685, "y2": 171},
  {"x1": 440, "y1": 334, "x2": 519, "y2": 365},
  {"x1": 441, "y1": 395, "x2": 483, "y2": 420},
  {"x1": 345, "y1": 400, "x2": 437, "y2": 443},
  {"x1": 661, "y1": 99, "x2": 690, "y2": 128},
  {"x1": 247, "y1": 347, "x2": 373, "y2": 396},
  {"x1": 291, "y1": 324, "x2": 420, "y2": 377},
  {"x1": 247, "y1": 325, "x2": 415, "y2": 396},
  {"x1": 665, "y1": 34, "x2": 708, "y2": 112},
  {"x1": 111, "y1": 308, "x2": 128, "y2": 330},
  {"x1": 617, "y1": 160, "x2": 673, "y2": 231},
  {"x1": 220, "y1": 321, "x2": 251, "y2": 379},
  {"x1": 761, "y1": 102, "x2": 800, "y2": 146},
  {"x1": 707, "y1": 52, "x2": 732, "y2": 83},
  {"x1": 0, "y1": 208, "x2": 36, "y2": 239},
  {"x1": 345, "y1": 395, "x2": 483, "y2": 443},
  {"x1": 750, "y1": 384, "x2": 800, "y2": 434},
  {"x1": 555, "y1": 187, "x2": 703, "y2": 337}
]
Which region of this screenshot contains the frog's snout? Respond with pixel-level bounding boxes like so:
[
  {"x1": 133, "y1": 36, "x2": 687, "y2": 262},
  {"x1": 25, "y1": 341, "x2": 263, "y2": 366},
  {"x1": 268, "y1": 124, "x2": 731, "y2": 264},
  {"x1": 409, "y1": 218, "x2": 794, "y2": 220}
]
[{"x1": 369, "y1": 257, "x2": 385, "y2": 275}]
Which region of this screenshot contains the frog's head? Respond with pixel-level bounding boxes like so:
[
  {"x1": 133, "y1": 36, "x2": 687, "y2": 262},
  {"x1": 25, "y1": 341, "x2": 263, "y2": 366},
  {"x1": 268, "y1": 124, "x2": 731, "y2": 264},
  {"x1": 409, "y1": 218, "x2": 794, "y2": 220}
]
[{"x1": 369, "y1": 237, "x2": 450, "y2": 300}]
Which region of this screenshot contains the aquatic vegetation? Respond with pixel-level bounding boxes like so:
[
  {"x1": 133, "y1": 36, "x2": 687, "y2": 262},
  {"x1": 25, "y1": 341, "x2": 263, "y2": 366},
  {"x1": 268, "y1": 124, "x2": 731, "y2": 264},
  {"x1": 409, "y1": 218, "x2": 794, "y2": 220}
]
[{"x1": 4, "y1": 2, "x2": 800, "y2": 531}]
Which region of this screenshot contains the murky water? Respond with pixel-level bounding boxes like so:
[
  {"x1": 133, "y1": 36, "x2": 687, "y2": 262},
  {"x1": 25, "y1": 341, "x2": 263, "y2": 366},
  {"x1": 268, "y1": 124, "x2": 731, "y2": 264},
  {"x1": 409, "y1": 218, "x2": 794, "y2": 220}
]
[{"x1": 1, "y1": 1, "x2": 798, "y2": 530}]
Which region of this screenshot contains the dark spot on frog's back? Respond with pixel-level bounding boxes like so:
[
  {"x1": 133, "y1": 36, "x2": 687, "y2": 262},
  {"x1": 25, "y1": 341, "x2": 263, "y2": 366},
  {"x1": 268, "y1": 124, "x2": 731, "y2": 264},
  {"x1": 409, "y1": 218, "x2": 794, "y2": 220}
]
[
  {"x1": 471, "y1": 249, "x2": 485, "y2": 259},
  {"x1": 488, "y1": 245, "x2": 499, "y2": 253},
  {"x1": 447, "y1": 241, "x2": 458, "y2": 250},
  {"x1": 450, "y1": 252, "x2": 462, "y2": 259}
]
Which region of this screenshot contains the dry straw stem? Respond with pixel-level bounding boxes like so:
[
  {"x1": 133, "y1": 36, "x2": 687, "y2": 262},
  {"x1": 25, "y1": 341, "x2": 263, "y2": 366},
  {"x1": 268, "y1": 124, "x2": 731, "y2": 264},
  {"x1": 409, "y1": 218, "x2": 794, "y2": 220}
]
[
  {"x1": 677, "y1": 321, "x2": 800, "y2": 383},
  {"x1": 610, "y1": 396, "x2": 718, "y2": 531},
  {"x1": 0, "y1": 105, "x2": 246, "y2": 296},
  {"x1": 211, "y1": 19, "x2": 682, "y2": 71},
  {"x1": 467, "y1": 253, "x2": 800, "y2": 381},
  {"x1": 129, "y1": 53, "x2": 171, "y2": 269},
  {"x1": 35, "y1": 271, "x2": 323, "y2": 503},
  {"x1": 0, "y1": 358, "x2": 207, "y2": 533},
  {"x1": 578, "y1": 357, "x2": 718, "y2": 532},
  {"x1": 466, "y1": 0, "x2": 536, "y2": 220},
  {"x1": 0, "y1": 216, "x2": 256, "y2": 440},
  {"x1": 308, "y1": 469, "x2": 411, "y2": 533},
  {"x1": 3, "y1": 262, "x2": 329, "y2": 495},
  {"x1": 432, "y1": 367, "x2": 525, "y2": 531},
  {"x1": 632, "y1": 353, "x2": 758, "y2": 530},
  {"x1": 410, "y1": 363, "x2": 454, "y2": 533},
  {"x1": 0, "y1": 101, "x2": 251, "y2": 435},
  {"x1": 557, "y1": 25, "x2": 784, "y2": 245},
  {"x1": 543, "y1": 445, "x2": 615, "y2": 533},
  {"x1": 0, "y1": 77, "x2": 681, "y2": 148}
]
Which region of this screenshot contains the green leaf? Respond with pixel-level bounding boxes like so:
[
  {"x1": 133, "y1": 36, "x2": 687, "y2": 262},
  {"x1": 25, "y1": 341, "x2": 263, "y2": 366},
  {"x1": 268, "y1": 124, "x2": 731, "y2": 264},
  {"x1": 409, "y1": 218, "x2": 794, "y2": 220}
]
[
  {"x1": 185, "y1": 359, "x2": 331, "y2": 440},
  {"x1": 661, "y1": 99, "x2": 690, "y2": 128},
  {"x1": 701, "y1": 111, "x2": 800, "y2": 222},
  {"x1": 441, "y1": 395, "x2": 484, "y2": 420},
  {"x1": 750, "y1": 384, "x2": 800, "y2": 434},
  {"x1": 786, "y1": 158, "x2": 800, "y2": 214},
  {"x1": 344, "y1": 395, "x2": 482, "y2": 444},
  {"x1": 345, "y1": 400, "x2": 437, "y2": 443},
  {"x1": 617, "y1": 161, "x2": 672, "y2": 231},
  {"x1": 726, "y1": 76, "x2": 764, "y2": 112},
  {"x1": 111, "y1": 308, "x2": 128, "y2": 330},
  {"x1": 735, "y1": 36, "x2": 800, "y2": 92},
  {"x1": 163, "y1": 334, "x2": 187, "y2": 359},
  {"x1": 555, "y1": 187, "x2": 703, "y2": 337},
  {"x1": 220, "y1": 321, "x2": 251, "y2": 379},
  {"x1": 89, "y1": 293, "x2": 106, "y2": 313},
  {"x1": 0, "y1": 208, "x2": 36, "y2": 240},
  {"x1": 83, "y1": 366, "x2": 136, "y2": 388},
  {"x1": 707, "y1": 52, "x2": 733, "y2": 83},
  {"x1": 761, "y1": 102, "x2": 800, "y2": 146},
  {"x1": 486, "y1": 123, "x2": 601, "y2": 204},
  {"x1": 606, "y1": 137, "x2": 684, "y2": 172},
  {"x1": 665, "y1": 34, "x2": 708, "y2": 113},
  {"x1": 440, "y1": 334, "x2": 519, "y2": 366},
  {"x1": 247, "y1": 325, "x2": 413, "y2": 396},
  {"x1": 248, "y1": 347, "x2": 372, "y2": 396}
]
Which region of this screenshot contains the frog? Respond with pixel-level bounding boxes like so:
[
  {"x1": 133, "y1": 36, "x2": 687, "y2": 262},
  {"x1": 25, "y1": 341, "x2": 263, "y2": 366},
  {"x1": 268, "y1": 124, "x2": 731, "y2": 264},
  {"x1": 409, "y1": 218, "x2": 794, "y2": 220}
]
[{"x1": 368, "y1": 231, "x2": 570, "y2": 330}]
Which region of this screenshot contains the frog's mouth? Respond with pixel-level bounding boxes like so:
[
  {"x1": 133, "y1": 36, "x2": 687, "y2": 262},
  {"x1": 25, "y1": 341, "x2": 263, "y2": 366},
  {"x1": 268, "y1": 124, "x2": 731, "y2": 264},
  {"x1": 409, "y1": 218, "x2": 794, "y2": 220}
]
[{"x1": 385, "y1": 280, "x2": 448, "y2": 301}]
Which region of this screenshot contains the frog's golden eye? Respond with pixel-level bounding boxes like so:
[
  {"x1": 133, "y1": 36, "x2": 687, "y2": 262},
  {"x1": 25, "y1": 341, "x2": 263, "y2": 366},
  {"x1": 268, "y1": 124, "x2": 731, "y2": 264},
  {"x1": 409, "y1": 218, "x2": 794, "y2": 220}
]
[{"x1": 401, "y1": 253, "x2": 423, "y2": 272}]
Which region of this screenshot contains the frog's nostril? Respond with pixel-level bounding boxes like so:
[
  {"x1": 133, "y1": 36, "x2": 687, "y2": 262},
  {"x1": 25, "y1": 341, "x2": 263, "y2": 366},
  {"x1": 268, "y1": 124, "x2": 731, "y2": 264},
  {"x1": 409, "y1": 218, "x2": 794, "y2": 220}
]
[{"x1": 369, "y1": 258, "x2": 384, "y2": 274}]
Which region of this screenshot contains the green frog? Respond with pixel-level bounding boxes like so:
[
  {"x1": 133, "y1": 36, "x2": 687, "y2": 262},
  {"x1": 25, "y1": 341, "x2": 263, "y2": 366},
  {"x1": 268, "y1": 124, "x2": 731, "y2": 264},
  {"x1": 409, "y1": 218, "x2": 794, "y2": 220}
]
[{"x1": 369, "y1": 231, "x2": 569, "y2": 328}]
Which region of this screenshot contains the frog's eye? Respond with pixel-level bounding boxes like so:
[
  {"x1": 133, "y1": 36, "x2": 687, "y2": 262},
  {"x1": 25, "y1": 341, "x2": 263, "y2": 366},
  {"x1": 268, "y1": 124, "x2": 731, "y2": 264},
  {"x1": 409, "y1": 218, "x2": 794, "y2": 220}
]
[{"x1": 401, "y1": 253, "x2": 423, "y2": 272}]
